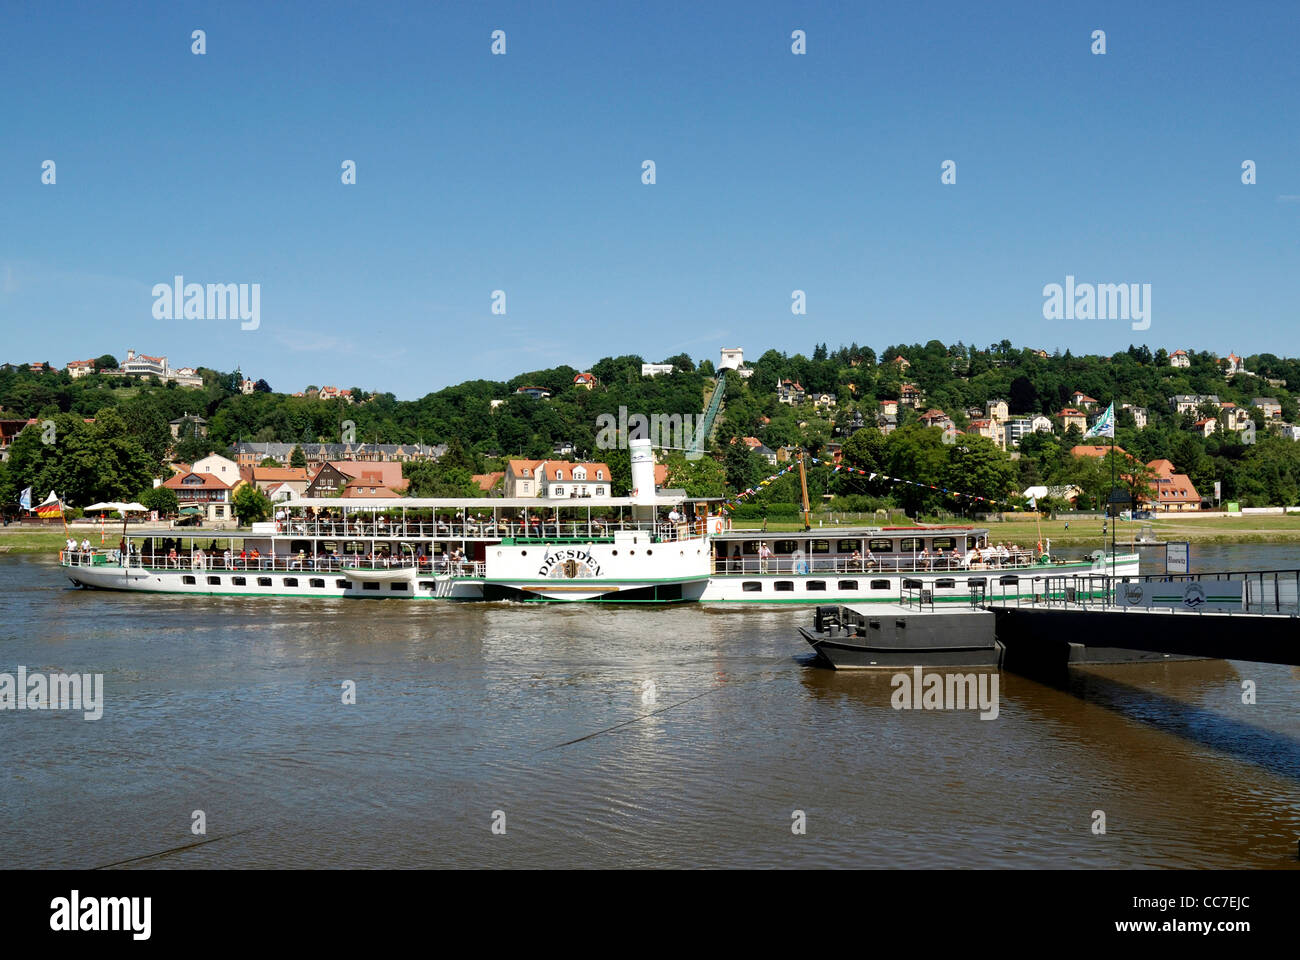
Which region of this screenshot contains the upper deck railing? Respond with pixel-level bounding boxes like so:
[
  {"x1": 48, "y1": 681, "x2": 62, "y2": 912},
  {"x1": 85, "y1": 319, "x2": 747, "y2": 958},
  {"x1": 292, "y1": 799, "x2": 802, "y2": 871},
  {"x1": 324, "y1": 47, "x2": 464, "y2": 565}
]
[
  {"x1": 254, "y1": 518, "x2": 699, "y2": 543},
  {"x1": 711, "y1": 551, "x2": 1052, "y2": 576}
]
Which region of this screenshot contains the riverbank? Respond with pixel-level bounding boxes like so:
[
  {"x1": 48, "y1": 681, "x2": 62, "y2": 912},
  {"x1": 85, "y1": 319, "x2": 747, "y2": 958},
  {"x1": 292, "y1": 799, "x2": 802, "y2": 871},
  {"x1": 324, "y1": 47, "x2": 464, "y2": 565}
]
[{"x1": 730, "y1": 513, "x2": 1300, "y2": 545}]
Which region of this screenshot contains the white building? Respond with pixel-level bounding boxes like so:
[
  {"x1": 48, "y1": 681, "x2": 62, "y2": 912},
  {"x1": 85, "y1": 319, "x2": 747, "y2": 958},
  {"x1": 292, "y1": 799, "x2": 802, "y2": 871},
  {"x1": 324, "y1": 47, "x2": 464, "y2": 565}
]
[
  {"x1": 1169, "y1": 349, "x2": 1190, "y2": 368},
  {"x1": 641, "y1": 363, "x2": 674, "y2": 377}
]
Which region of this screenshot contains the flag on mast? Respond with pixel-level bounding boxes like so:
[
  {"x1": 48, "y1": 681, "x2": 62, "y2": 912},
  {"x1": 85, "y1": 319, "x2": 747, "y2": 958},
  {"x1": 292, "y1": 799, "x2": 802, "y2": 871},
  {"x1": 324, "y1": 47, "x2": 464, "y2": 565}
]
[
  {"x1": 19, "y1": 486, "x2": 32, "y2": 511},
  {"x1": 35, "y1": 490, "x2": 63, "y2": 518},
  {"x1": 1085, "y1": 402, "x2": 1115, "y2": 439}
]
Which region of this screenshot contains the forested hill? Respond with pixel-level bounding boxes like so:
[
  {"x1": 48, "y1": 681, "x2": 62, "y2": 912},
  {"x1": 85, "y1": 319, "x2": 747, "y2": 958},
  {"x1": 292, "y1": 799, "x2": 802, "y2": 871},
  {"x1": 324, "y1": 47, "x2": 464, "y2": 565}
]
[{"x1": 5, "y1": 342, "x2": 1300, "y2": 510}]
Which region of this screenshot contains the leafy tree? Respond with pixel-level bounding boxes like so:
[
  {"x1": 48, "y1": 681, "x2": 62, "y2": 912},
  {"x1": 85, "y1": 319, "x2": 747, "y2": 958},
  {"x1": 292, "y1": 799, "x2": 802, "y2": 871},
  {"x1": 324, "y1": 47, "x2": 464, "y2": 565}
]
[
  {"x1": 94, "y1": 354, "x2": 118, "y2": 370},
  {"x1": 139, "y1": 485, "x2": 179, "y2": 516},
  {"x1": 724, "y1": 441, "x2": 764, "y2": 493},
  {"x1": 232, "y1": 484, "x2": 273, "y2": 524},
  {"x1": 290, "y1": 445, "x2": 307, "y2": 468}
]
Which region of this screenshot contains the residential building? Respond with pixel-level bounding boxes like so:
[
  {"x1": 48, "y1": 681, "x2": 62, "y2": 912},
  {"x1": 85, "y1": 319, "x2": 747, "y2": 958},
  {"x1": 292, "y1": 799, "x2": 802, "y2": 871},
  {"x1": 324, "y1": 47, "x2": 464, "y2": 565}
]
[
  {"x1": 1119, "y1": 403, "x2": 1148, "y2": 429},
  {"x1": 1279, "y1": 424, "x2": 1300, "y2": 442},
  {"x1": 232, "y1": 441, "x2": 444, "y2": 468},
  {"x1": 248, "y1": 466, "x2": 311, "y2": 497},
  {"x1": 876, "y1": 412, "x2": 899, "y2": 435},
  {"x1": 1252, "y1": 397, "x2": 1282, "y2": 420},
  {"x1": 776, "y1": 379, "x2": 806, "y2": 405},
  {"x1": 536, "y1": 461, "x2": 613, "y2": 499},
  {"x1": 891, "y1": 356, "x2": 911, "y2": 371},
  {"x1": 305, "y1": 461, "x2": 409, "y2": 498},
  {"x1": 1069, "y1": 392, "x2": 1099, "y2": 410},
  {"x1": 66, "y1": 359, "x2": 95, "y2": 379},
  {"x1": 812, "y1": 392, "x2": 837, "y2": 409},
  {"x1": 919, "y1": 408, "x2": 954, "y2": 431},
  {"x1": 573, "y1": 372, "x2": 598, "y2": 390},
  {"x1": 984, "y1": 399, "x2": 1009, "y2": 423},
  {"x1": 162, "y1": 470, "x2": 233, "y2": 523},
  {"x1": 191, "y1": 453, "x2": 241, "y2": 485},
  {"x1": 878, "y1": 399, "x2": 899, "y2": 417},
  {"x1": 1003, "y1": 417, "x2": 1051, "y2": 447},
  {"x1": 898, "y1": 383, "x2": 924, "y2": 408},
  {"x1": 1057, "y1": 407, "x2": 1088, "y2": 432},
  {"x1": 1071, "y1": 444, "x2": 1130, "y2": 460},
  {"x1": 121, "y1": 350, "x2": 167, "y2": 378},
  {"x1": 1192, "y1": 417, "x2": 1217, "y2": 438},
  {"x1": 240, "y1": 378, "x2": 256, "y2": 395},
  {"x1": 169, "y1": 413, "x2": 208, "y2": 439},
  {"x1": 1169, "y1": 349, "x2": 1190, "y2": 368},
  {"x1": 1145, "y1": 459, "x2": 1201, "y2": 512},
  {"x1": 318, "y1": 385, "x2": 354, "y2": 403},
  {"x1": 1224, "y1": 353, "x2": 1247, "y2": 375},
  {"x1": 504, "y1": 460, "x2": 543, "y2": 497},
  {"x1": 966, "y1": 418, "x2": 1004, "y2": 446},
  {"x1": 472, "y1": 472, "x2": 505, "y2": 495},
  {"x1": 513, "y1": 385, "x2": 552, "y2": 400},
  {"x1": 736, "y1": 436, "x2": 778, "y2": 466},
  {"x1": 641, "y1": 363, "x2": 674, "y2": 377},
  {"x1": 1170, "y1": 394, "x2": 1220, "y2": 416},
  {"x1": 1220, "y1": 403, "x2": 1252, "y2": 432}
]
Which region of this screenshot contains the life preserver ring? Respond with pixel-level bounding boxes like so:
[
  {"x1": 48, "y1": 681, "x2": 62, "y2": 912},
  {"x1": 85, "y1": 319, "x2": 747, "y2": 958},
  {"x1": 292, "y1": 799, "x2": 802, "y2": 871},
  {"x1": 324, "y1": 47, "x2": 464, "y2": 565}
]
[{"x1": 710, "y1": 517, "x2": 726, "y2": 536}]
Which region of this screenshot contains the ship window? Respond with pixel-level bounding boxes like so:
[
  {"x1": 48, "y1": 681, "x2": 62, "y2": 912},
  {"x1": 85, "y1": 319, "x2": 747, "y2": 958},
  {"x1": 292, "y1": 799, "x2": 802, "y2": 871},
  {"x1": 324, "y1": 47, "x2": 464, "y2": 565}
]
[
  {"x1": 935, "y1": 578, "x2": 956, "y2": 589},
  {"x1": 902, "y1": 578, "x2": 922, "y2": 589},
  {"x1": 999, "y1": 575, "x2": 1020, "y2": 585},
  {"x1": 207, "y1": 576, "x2": 221, "y2": 585},
  {"x1": 932, "y1": 537, "x2": 955, "y2": 551},
  {"x1": 284, "y1": 577, "x2": 298, "y2": 587},
  {"x1": 806, "y1": 581, "x2": 827, "y2": 591},
  {"x1": 774, "y1": 541, "x2": 797, "y2": 554},
  {"x1": 363, "y1": 582, "x2": 380, "y2": 591},
  {"x1": 837, "y1": 540, "x2": 860, "y2": 553},
  {"x1": 742, "y1": 541, "x2": 760, "y2": 555},
  {"x1": 742, "y1": 582, "x2": 763, "y2": 592},
  {"x1": 899, "y1": 538, "x2": 923, "y2": 552},
  {"x1": 182, "y1": 575, "x2": 196, "y2": 584},
  {"x1": 967, "y1": 577, "x2": 987, "y2": 587},
  {"x1": 391, "y1": 583, "x2": 406, "y2": 591},
  {"x1": 233, "y1": 576, "x2": 246, "y2": 586},
  {"x1": 336, "y1": 579, "x2": 350, "y2": 589},
  {"x1": 868, "y1": 539, "x2": 894, "y2": 552},
  {"x1": 810, "y1": 540, "x2": 830, "y2": 554},
  {"x1": 258, "y1": 577, "x2": 272, "y2": 587},
  {"x1": 419, "y1": 581, "x2": 435, "y2": 589},
  {"x1": 838, "y1": 580, "x2": 858, "y2": 590},
  {"x1": 774, "y1": 581, "x2": 795, "y2": 592},
  {"x1": 870, "y1": 580, "x2": 891, "y2": 590},
  {"x1": 310, "y1": 579, "x2": 325, "y2": 588}
]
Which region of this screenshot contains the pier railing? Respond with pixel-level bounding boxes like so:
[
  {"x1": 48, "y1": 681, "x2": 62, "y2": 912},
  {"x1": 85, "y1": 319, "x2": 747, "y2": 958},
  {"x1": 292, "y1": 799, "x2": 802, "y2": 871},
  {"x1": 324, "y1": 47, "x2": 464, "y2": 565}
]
[{"x1": 989, "y1": 568, "x2": 1300, "y2": 615}]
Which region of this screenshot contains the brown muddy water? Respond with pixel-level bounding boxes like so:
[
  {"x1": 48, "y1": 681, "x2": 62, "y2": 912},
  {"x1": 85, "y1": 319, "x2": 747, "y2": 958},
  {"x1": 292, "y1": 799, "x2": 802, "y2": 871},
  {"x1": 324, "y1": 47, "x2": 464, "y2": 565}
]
[{"x1": 2, "y1": 547, "x2": 1298, "y2": 868}]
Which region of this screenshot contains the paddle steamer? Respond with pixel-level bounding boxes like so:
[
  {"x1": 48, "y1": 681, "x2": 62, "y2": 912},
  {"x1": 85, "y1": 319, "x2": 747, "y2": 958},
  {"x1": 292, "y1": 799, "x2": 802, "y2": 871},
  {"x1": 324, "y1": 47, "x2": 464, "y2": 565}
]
[{"x1": 59, "y1": 440, "x2": 1139, "y2": 603}]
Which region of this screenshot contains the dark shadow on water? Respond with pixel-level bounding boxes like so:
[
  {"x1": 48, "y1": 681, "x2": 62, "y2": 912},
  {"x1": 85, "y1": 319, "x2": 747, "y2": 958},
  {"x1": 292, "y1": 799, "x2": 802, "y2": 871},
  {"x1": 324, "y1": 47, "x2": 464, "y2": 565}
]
[{"x1": 1053, "y1": 666, "x2": 1300, "y2": 785}]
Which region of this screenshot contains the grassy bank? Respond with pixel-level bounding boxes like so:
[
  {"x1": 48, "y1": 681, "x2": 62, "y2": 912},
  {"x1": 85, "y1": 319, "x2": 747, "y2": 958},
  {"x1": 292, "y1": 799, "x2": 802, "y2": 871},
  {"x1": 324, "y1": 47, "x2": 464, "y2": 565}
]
[
  {"x1": 0, "y1": 527, "x2": 249, "y2": 555},
  {"x1": 731, "y1": 513, "x2": 1300, "y2": 545}
]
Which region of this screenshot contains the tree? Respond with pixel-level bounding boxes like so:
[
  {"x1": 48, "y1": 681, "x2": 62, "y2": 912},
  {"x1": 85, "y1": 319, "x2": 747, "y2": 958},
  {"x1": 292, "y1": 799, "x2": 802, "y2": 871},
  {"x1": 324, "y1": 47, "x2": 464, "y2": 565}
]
[
  {"x1": 290, "y1": 445, "x2": 307, "y2": 468},
  {"x1": 403, "y1": 460, "x2": 476, "y2": 497},
  {"x1": 664, "y1": 353, "x2": 695, "y2": 373},
  {"x1": 173, "y1": 434, "x2": 220, "y2": 464},
  {"x1": 231, "y1": 484, "x2": 273, "y2": 524},
  {"x1": 662, "y1": 452, "x2": 725, "y2": 497},
  {"x1": 724, "y1": 441, "x2": 764, "y2": 493},
  {"x1": 253, "y1": 379, "x2": 272, "y2": 393},
  {"x1": 139, "y1": 485, "x2": 179, "y2": 516},
  {"x1": 94, "y1": 354, "x2": 118, "y2": 371},
  {"x1": 259, "y1": 457, "x2": 280, "y2": 467}
]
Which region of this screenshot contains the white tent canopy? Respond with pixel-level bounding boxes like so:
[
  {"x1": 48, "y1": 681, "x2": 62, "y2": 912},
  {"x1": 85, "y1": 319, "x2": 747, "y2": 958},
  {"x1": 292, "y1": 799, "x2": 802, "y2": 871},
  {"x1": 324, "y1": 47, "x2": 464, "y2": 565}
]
[{"x1": 84, "y1": 502, "x2": 149, "y2": 512}]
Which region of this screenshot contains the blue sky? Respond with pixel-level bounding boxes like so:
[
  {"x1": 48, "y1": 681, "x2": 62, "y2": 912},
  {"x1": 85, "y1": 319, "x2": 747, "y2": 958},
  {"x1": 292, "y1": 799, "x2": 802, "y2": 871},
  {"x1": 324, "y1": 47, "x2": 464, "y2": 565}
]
[{"x1": 2, "y1": 1, "x2": 1297, "y2": 399}]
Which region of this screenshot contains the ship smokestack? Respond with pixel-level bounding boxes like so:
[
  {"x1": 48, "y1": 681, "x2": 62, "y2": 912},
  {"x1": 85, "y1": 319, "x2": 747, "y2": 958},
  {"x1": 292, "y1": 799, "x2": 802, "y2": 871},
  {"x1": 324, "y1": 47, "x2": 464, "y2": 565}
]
[{"x1": 630, "y1": 437, "x2": 656, "y2": 505}]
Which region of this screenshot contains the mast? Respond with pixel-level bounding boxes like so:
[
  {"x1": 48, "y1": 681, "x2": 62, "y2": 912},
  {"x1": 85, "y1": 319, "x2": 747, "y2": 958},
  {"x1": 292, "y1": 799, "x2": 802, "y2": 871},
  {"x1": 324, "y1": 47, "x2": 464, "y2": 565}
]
[{"x1": 798, "y1": 451, "x2": 811, "y2": 531}]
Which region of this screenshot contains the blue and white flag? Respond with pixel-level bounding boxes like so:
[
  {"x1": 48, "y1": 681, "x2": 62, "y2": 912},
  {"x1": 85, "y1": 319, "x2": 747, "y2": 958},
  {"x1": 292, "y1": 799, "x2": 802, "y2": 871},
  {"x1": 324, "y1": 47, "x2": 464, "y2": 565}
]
[
  {"x1": 18, "y1": 486, "x2": 32, "y2": 510},
  {"x1": 1085, "y1": 402, "x2": 1115, "y2": 439}
]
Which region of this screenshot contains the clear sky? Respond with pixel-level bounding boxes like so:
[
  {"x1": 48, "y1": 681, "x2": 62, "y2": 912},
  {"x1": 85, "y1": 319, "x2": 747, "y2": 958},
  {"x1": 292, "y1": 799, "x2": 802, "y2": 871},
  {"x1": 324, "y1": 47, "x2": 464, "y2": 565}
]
[{"x1": 2, "y1": 1, "x2": 1297, "y2": 399}]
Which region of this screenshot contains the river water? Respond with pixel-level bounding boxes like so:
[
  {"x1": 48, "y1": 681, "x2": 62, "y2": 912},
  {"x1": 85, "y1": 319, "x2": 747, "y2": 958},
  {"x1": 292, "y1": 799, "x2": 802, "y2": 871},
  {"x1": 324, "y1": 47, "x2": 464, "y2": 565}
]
[{"x1": 1, "y1": 546, "x2": 1298, "y2": 869}]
